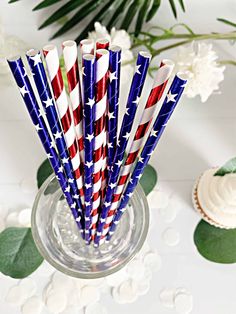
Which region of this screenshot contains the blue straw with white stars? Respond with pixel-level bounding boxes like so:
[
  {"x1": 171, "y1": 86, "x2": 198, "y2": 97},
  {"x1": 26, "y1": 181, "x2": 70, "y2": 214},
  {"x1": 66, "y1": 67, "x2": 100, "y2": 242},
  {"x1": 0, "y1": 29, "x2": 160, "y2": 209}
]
[
  {"x1": 26, "y1": 50, "x2": 84, "y2": 211},
  {"x1": 7, "y1": 57, "x2": 84, "y2": 235},
  {"x1": 94, "y1": 51, "x2": 151, "y2": 246},
  {"x1": 107, "y1": 45, "x2": 121, "y2": 172},
  {"x1": 106, "y1": 72, "x2": 188, "y2": 241},
  {"x1": 82, "y1": 54, "x2": 96, "y2": 244}
]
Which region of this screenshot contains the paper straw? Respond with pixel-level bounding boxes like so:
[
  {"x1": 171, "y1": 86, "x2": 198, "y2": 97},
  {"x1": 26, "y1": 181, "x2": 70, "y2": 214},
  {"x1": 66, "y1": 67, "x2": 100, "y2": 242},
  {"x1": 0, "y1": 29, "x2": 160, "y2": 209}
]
[
  {"x1": 8, "y1": 57, "x2": 84, "y2": 235},
  {"x1": 80, "y1": 39, "x2": 94, "y2": 55},
  {"x1": 96, "y1": 38, "x2": 110, "y2": 50},
  {"x1": 107, "y1": 45, "x2": 121, "y2": 170},
  {"x1": 62, "y1": 40, "x2": 84, "y2": 163},
  {"x1": 90, "y1": 49, "x2": 109, "y2": 239},
  {"x1": 94, "y1": 51, "x2": 151, "y2": 246},
  {"x1": 42, "y1": 45, "x2": 84, "y2": 205},
  {"x1": 106, "y1": 72, "x2": 188, "y2": 241},
  {"x1": 102, "y1": 59, "x2": 174, "y2": 236},
  {"x1": 82, "y1": 54, "x2": 96, "y2": 243},
  {"x1": 26, "y1": 50, "x2": 84, "y2": 211}
]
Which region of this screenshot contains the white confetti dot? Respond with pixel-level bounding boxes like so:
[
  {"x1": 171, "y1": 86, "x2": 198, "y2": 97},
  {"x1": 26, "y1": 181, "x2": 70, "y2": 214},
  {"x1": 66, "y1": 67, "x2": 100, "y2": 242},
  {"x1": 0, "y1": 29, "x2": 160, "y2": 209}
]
[
  {"x1": 174, "y1": 292, "x2": 193, "y2": 314},
  {"x1": 106, "y1": 268, "x2": 128, "y2": 287},
  {"x1": 143, "y1": 251, "x2": 162, "y2": 272},
  {"x1": 21, "y1": 296, "x2": 43, "y2": 314},
  {"x1": 51, "y1": 271, "x2": 74, "y2": 291},
  {"x1": 18, "y1": 208, "x2": 31, "y2": 227},
  {"x1": 113, "y1": 280, "x2": 138, "y2": 304},
  {"x1": 5, "y1": 285, "x2": 26, "y2": 305},
  {"x1": 159, "y1": 203, "x2": 177, "y2": 223},
  {"x1": 162, "y1": 228, "x2": 180, "y2": 246},
  {"x1": 136, "y1": 278, "x2": 150, "y2": 296},
  {"x1": 126, "y1": 259, "x2": 145, "y2": 281},
  {"x1": 148, "y1": 190, "x2": 169, "y2": 209},
  {"x1": 20, "y1": 178, "x2": 37, "y2": 194},
  {"x1": 80, "y1": 285, "x2": 100, "y2": 307},
  {"x1": 159, "y1": 288, "x2": 175, "y2": 308},
  {"x1": 85, "y1": 302, "x2": 108, "y2": 314},
  {"x1": 19, "y1": 278, "x2": 37, "y2": 298},
  {"x1": 46, "y1": 289, "x2": 68, "y2": 313}
]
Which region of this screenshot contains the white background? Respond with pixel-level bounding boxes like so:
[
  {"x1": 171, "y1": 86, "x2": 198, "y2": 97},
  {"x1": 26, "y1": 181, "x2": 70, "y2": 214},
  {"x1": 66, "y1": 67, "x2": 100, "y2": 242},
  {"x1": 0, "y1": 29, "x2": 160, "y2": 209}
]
[{"x1": 0, "y1": 0, "x2": 236, "y2": 313}]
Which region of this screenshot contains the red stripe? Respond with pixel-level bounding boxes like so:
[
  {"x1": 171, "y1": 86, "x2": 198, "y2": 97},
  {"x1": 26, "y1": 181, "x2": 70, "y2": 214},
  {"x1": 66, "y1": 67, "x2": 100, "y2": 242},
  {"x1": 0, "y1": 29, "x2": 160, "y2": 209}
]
[
  {"x1": 94, "y1": 116, "x2": 105, "y2": 136},
  {"x1": 94, "y1": 146, "x2": 103, "y2": 162},
  {"x1": 61, "y1": 106, "x2": 72, "y2": 133},
  {"x1": 118, "y1": 174, "x2": 129, "y2": 185},
  {"x1": 73, "y1": 104, "x2": 83, "y2": 126},
  {"x1": 93, "y1": 171, "x2": 101, "y2": 184},
  {"x1": 68, "y1": 141, "x2": 78, "y2": 159},
  {"x1": 74, "y1": 167, "x2": 82, "y2": 179},
  {"x1": 134, "y1": 122, "x2": 150, "y2": 141},
  {"x1": 67, "y1": 63, "x2": 79, "y2": 92},
  {"x1": 95, "y1": 74, "x2": 109, "y2": 103},
  {"x1": 113, "y1": 194, "x2": 121, "y2": 202},
  {"x1": 124, "y1": 150, "x2": 139, "y2": 165},
  {"x1": 51, "y1": 71, "x2": 64, "y2": 100},
  {"x1": 78, "y1": 136, "x2": 84, "y2": 151},
  {"x1": 93, "y1": 192, "x2": 100, "y2": 202},
  {"x1": 96, "y1": 41, "x2": 109, "y2": 50}
]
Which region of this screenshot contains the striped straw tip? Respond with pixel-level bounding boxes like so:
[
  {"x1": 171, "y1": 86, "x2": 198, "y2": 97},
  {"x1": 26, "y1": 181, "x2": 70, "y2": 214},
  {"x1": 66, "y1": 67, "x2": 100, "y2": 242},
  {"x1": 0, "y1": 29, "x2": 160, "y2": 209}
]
[
  {"x1": 43, "y1": 44, "x2": 57, "y2": 53},
  {"x1": 26, "y1": 48, "x2": 38, "y2": 57},
  {"x1": 109, "y1": 45, "x2": 122, "y2": 52},
  {"x1": 176, "y1": 71, "x2": 190, "y2": 80},
  {"x1": 62, "y1": 40, "x2": 76, "y2": 48},
  {"x1": 96, "y1": 48, "x2": 109, "y2": 56},
  {"x1": 161, "y1": 59, "x2": 175, "y2": 67},
  {"x1": 139, "y1": 51, "x2": 152, "y2": 59},
  {"x1": 96, "y1": 38, "x2": 110, "y2": 45}
]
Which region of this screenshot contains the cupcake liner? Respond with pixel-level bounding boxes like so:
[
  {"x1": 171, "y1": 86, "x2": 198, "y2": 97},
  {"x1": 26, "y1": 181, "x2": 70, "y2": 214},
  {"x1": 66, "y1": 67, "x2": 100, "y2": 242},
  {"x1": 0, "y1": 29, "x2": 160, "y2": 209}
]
[{"x1": 192, "y1": 175, "x2": 231, "y2": 229}]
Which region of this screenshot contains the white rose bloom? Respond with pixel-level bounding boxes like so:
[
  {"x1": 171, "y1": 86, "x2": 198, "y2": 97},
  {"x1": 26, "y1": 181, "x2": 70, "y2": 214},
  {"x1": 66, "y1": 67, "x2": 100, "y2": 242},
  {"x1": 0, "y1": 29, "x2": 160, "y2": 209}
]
[{"x1": 174, "y1": 42, "x2": 225, "y2": 102}]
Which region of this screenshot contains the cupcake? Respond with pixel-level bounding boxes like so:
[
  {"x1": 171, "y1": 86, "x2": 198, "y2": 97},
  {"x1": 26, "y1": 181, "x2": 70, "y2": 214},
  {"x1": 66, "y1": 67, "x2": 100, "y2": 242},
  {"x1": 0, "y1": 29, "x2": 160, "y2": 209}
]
[{"x1": 192, "y1": 168, "x2": 236, "y2": 229}]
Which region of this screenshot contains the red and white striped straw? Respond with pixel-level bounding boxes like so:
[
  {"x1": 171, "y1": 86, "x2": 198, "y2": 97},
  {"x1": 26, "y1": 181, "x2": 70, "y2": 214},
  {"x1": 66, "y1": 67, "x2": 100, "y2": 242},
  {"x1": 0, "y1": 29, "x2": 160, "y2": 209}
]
[
  {"x1": 102, "y1": 60, "x2": 174, "y2": 236},
  {"x1": 80, "y1": 39, "x2": 94, "y2": 55},
  {"x1": 62, "y1": 40, "x2": 84, "y2": 164},
  {"x1": 43, "y1": 44, "x2": 84, "y2": 204},
  {"x1": 91, "y1": 49, "x2": 109, "y2": 239},
  {"x1": 96, "y1": 38, "x2": 110, "y2": 50}
]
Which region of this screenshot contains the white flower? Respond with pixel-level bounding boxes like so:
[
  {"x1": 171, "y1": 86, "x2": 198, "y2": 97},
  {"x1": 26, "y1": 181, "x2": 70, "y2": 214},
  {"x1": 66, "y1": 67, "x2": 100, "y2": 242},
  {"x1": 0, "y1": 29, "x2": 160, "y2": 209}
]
[
  {"x1": 174, "y1": 42, "x2": 225, "y2": 102},
  {"x1": 88, "y1": 22, "x2": 134, "y2": 65}
]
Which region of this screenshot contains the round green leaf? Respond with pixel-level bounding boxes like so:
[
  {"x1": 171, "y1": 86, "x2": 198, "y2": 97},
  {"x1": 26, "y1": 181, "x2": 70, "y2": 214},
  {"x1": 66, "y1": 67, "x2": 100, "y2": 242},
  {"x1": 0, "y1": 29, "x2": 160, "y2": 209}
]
[
  {"x1": 194, "y1": 220, "x2": 236, "y2": 264},
  {"x1": 0, "y1": 228, "x2": 44, "y2": 278},
  {"x1": 214, "y1": 157, "x2": 236, "y2": 176},
  {"x1": 37, "y1": 159, "x2": 53, "y2": 189},
  {"x1": 140, "y1": 164, "x2": 158, "y2": 196}
]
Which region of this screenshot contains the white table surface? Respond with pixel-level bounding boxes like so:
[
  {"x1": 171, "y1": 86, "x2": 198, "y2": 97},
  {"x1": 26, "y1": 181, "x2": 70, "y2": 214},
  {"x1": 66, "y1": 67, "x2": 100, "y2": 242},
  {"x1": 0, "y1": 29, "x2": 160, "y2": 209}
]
[{"x1": 1, "y1": 1, "x2": 236, "y2": 313}]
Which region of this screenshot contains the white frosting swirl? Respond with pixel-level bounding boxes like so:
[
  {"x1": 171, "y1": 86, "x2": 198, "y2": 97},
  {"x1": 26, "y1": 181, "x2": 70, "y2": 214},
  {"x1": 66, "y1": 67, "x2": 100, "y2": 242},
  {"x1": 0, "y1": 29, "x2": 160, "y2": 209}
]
[{"x1": 198, "y1": 168, "x2": 236, "y2": 228}]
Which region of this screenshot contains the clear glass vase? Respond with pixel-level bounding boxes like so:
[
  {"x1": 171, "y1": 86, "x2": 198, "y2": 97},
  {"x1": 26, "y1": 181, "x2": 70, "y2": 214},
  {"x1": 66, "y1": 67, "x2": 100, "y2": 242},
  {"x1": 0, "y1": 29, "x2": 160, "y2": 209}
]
[{"x1": 31, "y1": 174, "x2": 149, "y2": 279}]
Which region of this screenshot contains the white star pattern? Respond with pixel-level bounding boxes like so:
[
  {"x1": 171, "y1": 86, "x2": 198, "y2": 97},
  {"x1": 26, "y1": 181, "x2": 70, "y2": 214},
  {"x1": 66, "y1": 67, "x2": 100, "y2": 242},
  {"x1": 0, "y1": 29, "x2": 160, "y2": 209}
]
[
  {"x1": 81, "y1": 67, "x2": 86, "y2": 76},
  {"x1": 166, "y1": 91, "x2": 178, "y2": 103},
  {"x1": 117, "y1": 140, "x2": 120, "y2": 147},
  {"x1": 68, "y1": 178, "x2": 74, "y2": 183},
  {"x1": 58, "y1": 166, "x2": 63, "y2": 173},
  {"x1": 108, "y1": 111, "x2": 115, "y2": 119},
  {"x1": 43, "y1": 97, "x2": 54, "y2": 108},
  {"x1": 115, "y1": 160, "x2": 123, "y2": 167},
  {"x1": 110, "y1": 71, "x2": 117, "y2": 82},
  {"x1": 47, "y1": 153, "x2": 53, "y2": 159},
  {"x1": 30, "y1": 54, "x2": 42, "y2": 66},
  {"x1": 147, "y1": 150, "x2": 154, "y2": 156},
  {"x1": 73, "y1": 194, "x2": 80, "y2": 199},
  {"x1": 123, "y1": 132, "x2": 130, "y2": 140},
  {"x1": 85, "y1": 161, "x2": 93, "y2": 168},
  {"x1": 38, "y1": 107, "x2": 45, "y2": 117},
  {"x1": 54, "y1": 131, "x2": 62, "y2": 140},
  {"x1": 76, "y1": 217, "x2": 81, "y2": 222},
  {"x1": 71, "y1": 202, "x2": 76, "y2": 209},
  {"x1": 19, "y1": 85, "x2": 29, "y2": 97},
  {"x1": 127, "y1": 192, "x2": 133, "y2": 198},
  {"x1": 85, "y1": 201, "x2": 91, "y2": 206},
  {"x1": 62, "y1": 157, "x2": 69, "y2": 164},
  {"x1": 130, "y1": 178, "x2": 133, "y2": 184},
  {"x1": 136, "y1": 174, "x2": 142, "y2": 180},
  {"x1": 22, "y1": 67, "x2": 27, "y2": 77},
  {"x1": 109, "y1": 182, "x2": 117, "y2": 189},
  {"x1": 85, "y1": 183, "x2": 92, "y2": 189},
  {"x1": 50, "y1": 141, "x2": 55, "y2": 149},
  {"x1": 150, "y1": 129, "x2": 158, "y2": 137},
  {"x1": 64, "y1": 185, "x2": 70, "y2": 193},
  {"x1": 86, "y1": 97, "x2": 95, "y2": 109},
  {"x1": 139, "y1": 157, "x2": 144, "y2": 163},
  {"x1": 34, "y1": 124, "x2": 42, "y2": 132},
  {"x1": 135, "y1": 64, "x2": 141, "y2": 74},
  {"x1": 107, "y1": 142, "x2": 113, "y2": 149},
  {"x1": 133, "y1": 96, "x2": 140, "y2": 105},
  {"x1": 86, "y1": 133, "x2": 94, "y2": 142},
  {"x1": 125, "y1": 108, "x2": 129, "y2": 116}
]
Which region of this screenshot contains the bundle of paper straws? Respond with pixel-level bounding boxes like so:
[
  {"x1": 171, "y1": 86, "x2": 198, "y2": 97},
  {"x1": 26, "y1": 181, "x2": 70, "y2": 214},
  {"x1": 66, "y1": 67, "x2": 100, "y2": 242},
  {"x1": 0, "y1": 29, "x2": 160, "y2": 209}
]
[{"x1": 8, "y1": 38, "x2": 187, "y2": 246}]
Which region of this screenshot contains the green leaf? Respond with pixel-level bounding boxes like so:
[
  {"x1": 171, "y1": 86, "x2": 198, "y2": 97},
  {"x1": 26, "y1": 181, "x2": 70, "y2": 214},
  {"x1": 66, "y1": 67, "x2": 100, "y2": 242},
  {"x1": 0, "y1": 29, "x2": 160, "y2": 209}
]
[
  {"x1": 140, "y1": 164, "x2": 158, "y2": 195},
  {"x1": 135, "y1": 0, "x2": 152, "y2": 36},
  {"x1": 50, "y1": 0, "x2": 103, "y2": 39},
  {"x1": 217, "y1": 18, "x2": 236, "y2": 28},
  {"x1": 33, "y1": 0, "x2": 62, "y2": 11},
  {"x1": 0, "y1": 228, "x2": 43, "y2": 278},
  {"x1": 39, "y1": 0, "x2": 86, "y2": 30},
  {"x1": 37, "y1": 159, "x2": 53, "y2": 189},
  {"x1": 214, "y1": 157, "x2": 236, "y2": 176},
  {"x1": 75, "y1": 0, "x2": 115, "y2": 44},
  {"x1": 121, "y1": 0, "x2": 141, "y2": 31},
  {"x1": 106, "y1": 0, "x2": 131, "y2": 30},
  {"x1": 178, "y1": 0, "x2": 185, "y2": 12},
  {"x1": 8, "y1": 0, "x2": 20, "y2": 2},
  {"x1": 169, "y1": 0, "x2": 177, "y2": 18},
  {"x1": 59, "y1": 57, "x2": 69, "y2": 94},
  {"x1": 194, "y1": 220, "x2": 236, "y2": 264},
  {"x1": 146, "y1": 0, "x2": 161, "y2": 22}
]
